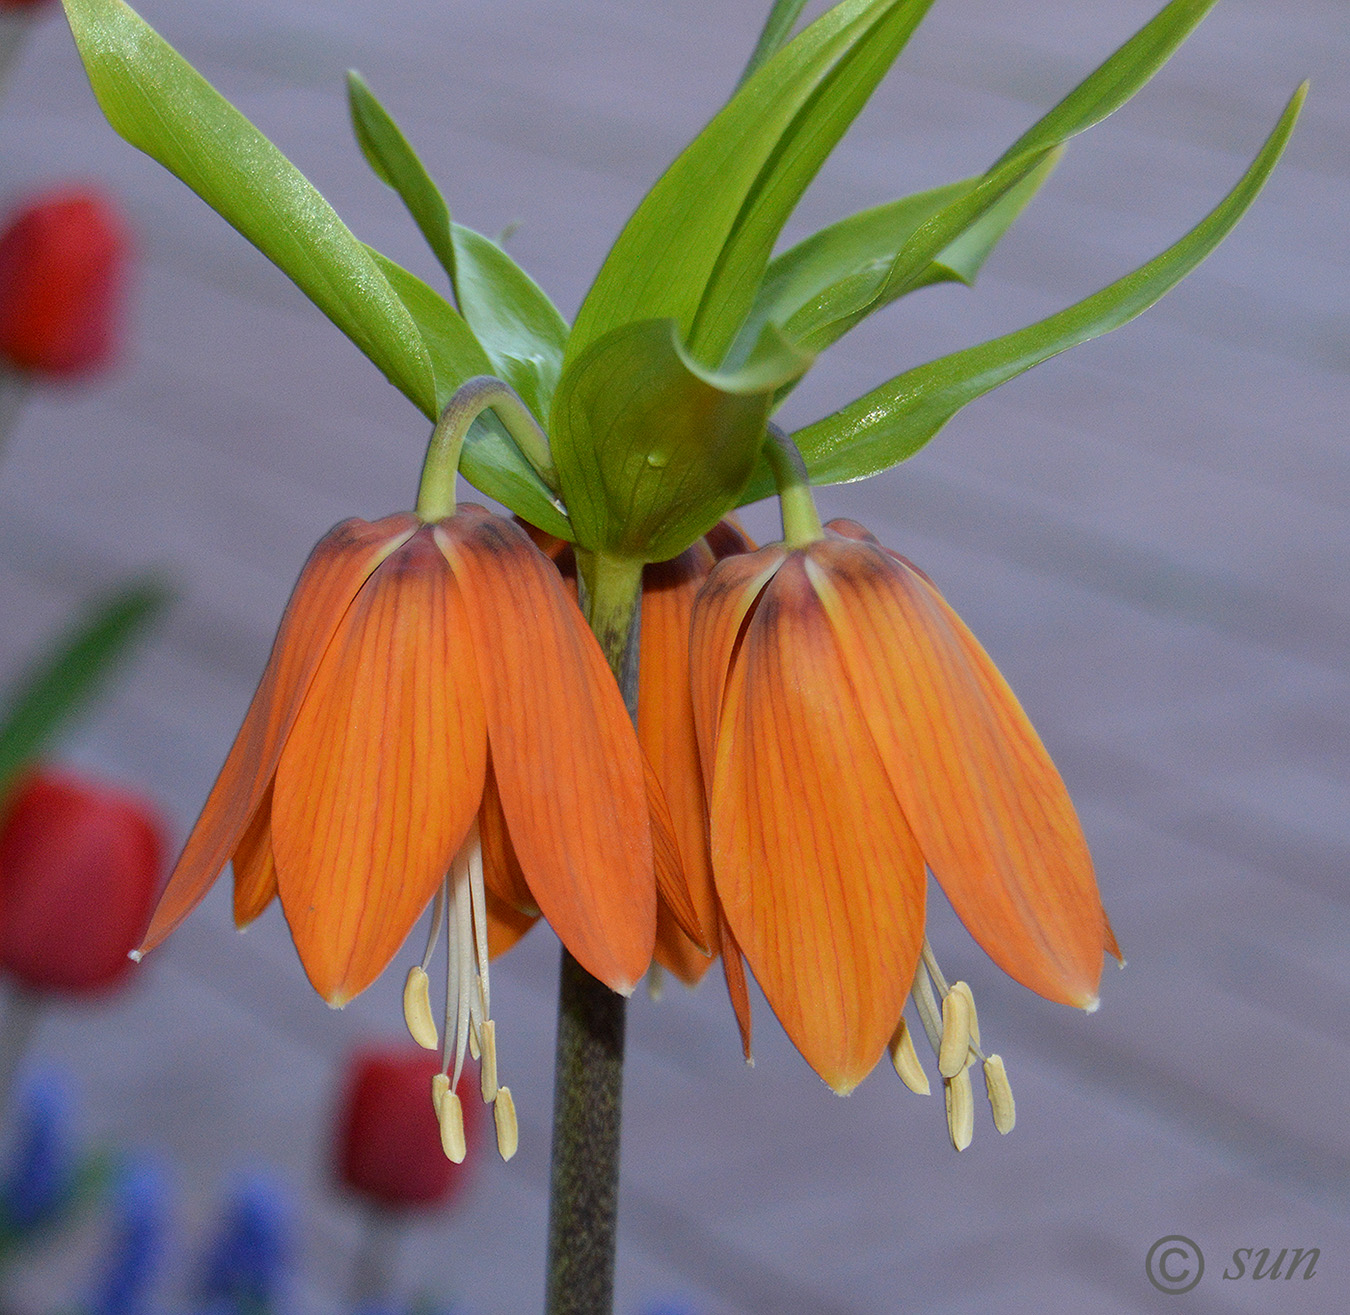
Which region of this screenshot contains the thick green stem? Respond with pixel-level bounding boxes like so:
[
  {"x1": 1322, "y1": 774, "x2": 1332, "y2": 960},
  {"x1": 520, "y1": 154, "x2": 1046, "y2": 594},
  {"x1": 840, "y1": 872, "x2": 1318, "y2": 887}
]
[
  {"x1": 763, "y1": 424, "x2": 824, "y2": 548},
  {"x1": 544, "y1": 553, "x2": 642, "y2": 1315},
  {"x1": 414, "y1": 376, "x2": 556, "y2": 521}
]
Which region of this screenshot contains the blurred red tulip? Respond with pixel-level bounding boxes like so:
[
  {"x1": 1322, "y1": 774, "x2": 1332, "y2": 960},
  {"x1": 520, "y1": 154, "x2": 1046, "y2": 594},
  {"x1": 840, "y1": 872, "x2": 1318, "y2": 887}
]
[
  {"x1": 334, "y1": 1048, "x2": 479, "y2": 1211},
  {"x1": 0, "y1": 187, "x2": 129, "y2": 379},
  {"x1": 0, "y1": 769, "x2": 166, "y2": 994}
]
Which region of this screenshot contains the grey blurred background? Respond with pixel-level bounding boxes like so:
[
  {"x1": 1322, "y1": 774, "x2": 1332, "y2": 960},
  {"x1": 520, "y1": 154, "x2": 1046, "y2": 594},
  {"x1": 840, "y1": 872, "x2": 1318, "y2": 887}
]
[{"x1": 0, "y1": 0, "x2": 1344, "y2": 1311}]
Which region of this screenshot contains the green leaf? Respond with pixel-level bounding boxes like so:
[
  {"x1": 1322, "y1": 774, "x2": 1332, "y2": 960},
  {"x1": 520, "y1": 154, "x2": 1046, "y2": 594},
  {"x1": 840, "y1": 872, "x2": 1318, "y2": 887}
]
[
  {"x1": 366, "y1": 250, "x2": 571, "y2": 537},
  {"x1": 568, "y1": 0, "x2": 935, "y2": 371},
  {"x1": 348, "y1": 70, "x2": 458, "y2": 285},
  {"x1": 347, "y1": 73, "x2": 569, "y2": 421},
  {"x1": 61, "y1": 0, "x2": 435, "y2": 413},
  {"x1": 450, "y1": 224, "x2": 569, "y2": 423},
  {"x1": 738, "y1": 0, "x2": 1225, "y2": 367},
  {"x1": 552, "y1": 320, "x2": 811, "y2": 561},
  {"x1": 738, "y1": 0, "x2": 810, "y2": 88},
  {"x1": 738, "y1": 83, "x2": 1306, "y2": 500},
  {"x1": 0, "y1": 579, "x2": 171, "y2": 800}
]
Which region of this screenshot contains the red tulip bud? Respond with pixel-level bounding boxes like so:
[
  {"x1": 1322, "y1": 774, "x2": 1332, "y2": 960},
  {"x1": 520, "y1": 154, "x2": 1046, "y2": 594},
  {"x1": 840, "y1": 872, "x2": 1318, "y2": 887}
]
[
  {"x1": 0, "y1": 769, "x2": 166, "y2": 995},
  {"x1": 0, "y1": 187, "x2": 130, "y2": 379},
  {"x1": 334, "y1": 1048, "x2": 479, "y2": 1211}
]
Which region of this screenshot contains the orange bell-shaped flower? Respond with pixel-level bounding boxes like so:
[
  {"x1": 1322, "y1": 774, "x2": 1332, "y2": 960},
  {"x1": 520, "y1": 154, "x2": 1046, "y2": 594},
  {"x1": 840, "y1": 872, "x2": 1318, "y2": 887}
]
[
  {"x1": 691, "y1": 516, "x2": 1117, "y2": 1096},
  {"x1": 140, "y1": 506, "x2": 655, "y2": 1006}
]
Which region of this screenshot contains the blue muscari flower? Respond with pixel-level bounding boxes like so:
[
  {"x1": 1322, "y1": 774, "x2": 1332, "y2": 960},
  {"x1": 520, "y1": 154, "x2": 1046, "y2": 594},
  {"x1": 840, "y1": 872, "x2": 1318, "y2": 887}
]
[
  {"x1": 84, "y1": 1155, "x2": 170, "y2": 1315},
  {"x1": 197, "y1": 1173, "x2": 292, "y2": 1315},
  {"x1": 0, "y1": 1068, "x2": 78, "y2": 1234}
]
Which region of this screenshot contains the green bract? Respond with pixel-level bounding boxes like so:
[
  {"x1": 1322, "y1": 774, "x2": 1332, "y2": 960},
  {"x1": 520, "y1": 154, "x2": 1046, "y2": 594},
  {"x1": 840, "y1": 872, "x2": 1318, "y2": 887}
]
[{"x1": 61, "y1": 0, "x2": 1303, "y2": 565}]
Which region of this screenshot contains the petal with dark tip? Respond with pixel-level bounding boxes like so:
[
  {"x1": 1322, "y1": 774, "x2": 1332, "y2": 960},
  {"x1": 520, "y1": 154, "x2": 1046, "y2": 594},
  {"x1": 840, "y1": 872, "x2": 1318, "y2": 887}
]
[
  {"x1": 805, "y1": 537, "x2": 1107, "y2": 1007},
  {"x1": 438, "y1": 508, "x2": 655, "y2": 994},
  {"x1": 710, "y1": 556, "x2": 927, "y2": 1093},
  {"x1": 272, "y1": 528, "x2": 487, "y2": 1005},
  {"x1": 139, "y1": 515, "x2": 418, "y2": 955}
]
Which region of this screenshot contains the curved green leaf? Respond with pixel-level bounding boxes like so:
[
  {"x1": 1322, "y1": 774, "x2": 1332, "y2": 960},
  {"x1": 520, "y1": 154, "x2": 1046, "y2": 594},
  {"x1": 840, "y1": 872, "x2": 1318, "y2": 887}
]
[
  {"x1": 568, "y1": 0, "x2": 934, "y2": 371},
  {"x1": 347, "y1": 73, "x2": 568, "y2": 421},
  {"x1": 737, "y1": 83, "x2": 1306, "y2": 501},
  {"x1": 553, "y1": 320, "x2": 811, "y2": 561},
  {"x1": 450, "y1": 224, "x2": 569, "y2": 424},
  {"x1": 0, "y1": 579, "x2": 171, "y2": 801},
  {"x1": 61, "y1": 0, "x2": 435, "y2": 412}
]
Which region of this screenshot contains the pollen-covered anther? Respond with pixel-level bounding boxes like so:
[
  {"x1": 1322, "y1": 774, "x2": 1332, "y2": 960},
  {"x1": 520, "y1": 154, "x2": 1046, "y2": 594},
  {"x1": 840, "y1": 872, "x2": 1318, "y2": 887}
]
[
  {"x1": 479, "y1": 1019, "x2": 499, "y2": 1103},
  {"x1": 888, "y1": 1017, "x2": 930, "y2": 1095},
  {"x1": 945, "y1": 1068, "x2": 974, "y2": 1152},
  {"x1": 437, "y1": 1085, "x2": 467, "y2": 1164},
  {"x1": 494, "y1": 1085, "x2": 519, "y2": 1161},
  {"x1": 952, "y1": 980, "x2": 979, "y2": 1048},
  {"x1": 403, "y1": 965, "x2": 438, "y2": 1050},
  {"x1": 983, "y1": 1054, "x2": 1016, "y2": 1134},
  {"x1": 938, "y1": 983, "x2": 973, "y2": 1078}
]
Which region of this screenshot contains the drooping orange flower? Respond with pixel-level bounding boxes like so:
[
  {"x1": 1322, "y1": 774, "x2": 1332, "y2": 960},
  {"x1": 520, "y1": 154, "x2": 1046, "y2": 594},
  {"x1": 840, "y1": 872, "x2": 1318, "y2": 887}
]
[
  {"x1": 689, "y1": 517, "x2": 1118, "y2": 1099},
  {"x1": 138, "y1": 506, "x2": 656, "y2": 1155},
  {"x1": 638, "y1": 519, "x2": 755, "y2": 985}
]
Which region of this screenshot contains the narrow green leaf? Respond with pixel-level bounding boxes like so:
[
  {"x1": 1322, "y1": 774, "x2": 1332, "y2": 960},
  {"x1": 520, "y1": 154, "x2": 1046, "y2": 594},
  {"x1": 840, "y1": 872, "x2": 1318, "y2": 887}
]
[
  {"x1": 569, "y1": 0, "x2": 933, "y2": 370},
  {"x1": 0, "y1": 579, "x2": 170, "y2": 799},
  {"x1": 737, "y1": 84, "x2": 1306, "y2": 500},
  {"x1": 552, "y1": 320, "x2": 811, "y2": 561},
  {"x1": 347, "y1": 73, "x2": 570, "y2": 421},
  {"x1": 348, "y1": 70, "x2": 458, "y2": 285},
  {"x1": 738, "y1": 0, "x2": 810, "y2": 88},
  {"x1": 739, "y1": 0, "x2": 1223, "y2": 369},
  {"x1": 450, "y1": 224, "x2": 569, "y2": 423},
  {"x1": 60, "y1": 0, "x2": 435, "y2": 413}
]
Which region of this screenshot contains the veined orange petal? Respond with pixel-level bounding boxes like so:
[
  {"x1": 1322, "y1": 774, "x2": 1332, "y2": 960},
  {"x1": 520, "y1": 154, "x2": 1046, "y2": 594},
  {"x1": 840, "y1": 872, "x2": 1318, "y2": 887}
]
[
  {"x1": 231, "y1": 784, "x2": 277, "y2": 928},
  {"x1": 710, "y1": 556, "x2": 926, "y2": 1094},
  {"x1": 643, "y1": 751, "x2": 707, "y2": 955},
  {"x1": 719, "y1": 908, "x2": 753, "y2": 1063},
  {"x1": 806, "y1": 535, "x2": 1107, "y2": 1007},
  {"x1": 437, "y1": 507, "x2": 654, "y2": 994},
  {"x1": 641, "y1": 542, "x2": 717, "y2": 977},
  {"x1": 272, "y1": 528, "x2": 487, "y2": 1005},
  {"x1": 688, "y1": 544, "x2": 786, "y2": 805},
  {"x1": 478, "y1": 756, "x2": 539, "y2": 916},
  {"x1": 139, "y1": 514, "x2": 418, "y2": 954}
]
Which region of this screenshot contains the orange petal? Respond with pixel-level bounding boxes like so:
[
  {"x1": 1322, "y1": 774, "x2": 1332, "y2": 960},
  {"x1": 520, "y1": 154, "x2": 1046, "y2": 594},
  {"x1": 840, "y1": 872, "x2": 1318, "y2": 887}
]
[
  {"x1": 719, "y1": 908, "x2": 753, "y2": 1063},
  {"x1": 139, "y1": 515, "x2": 418, "y2": 954},
  {"x1": 478, "y1": 757, "x2": 539, "y2": 916},
  {"x1": 231, "y1": 784, "x2": 277, "y2": 928},
  {"x1": 486, "y1": 887, "x2": 539, "y2": 959},
  {"x1": 437, "y1": 507, "x2": 654, "y2": 993},
  {"x1": 272, "y1": 527, "x2": 487, "y2": 1005},
  {"x1": 643, "y1": 752, "x2": 707, "y2": 955},
  {"x1": 688, "y1": 544, "x2": 785, "y2": 804},
  {"x1": 807, "y1": 534, "x2": 1108, "y2": 1007},
  {"x1": 704, "y1": 515, "x2": 757, "y2": 559},
  {"x1": 641, "y1": 542, "x2": 718, "y2": 972},
  {"x1": 710, "y1": 555, "x2": 926, "y2": 1093}
]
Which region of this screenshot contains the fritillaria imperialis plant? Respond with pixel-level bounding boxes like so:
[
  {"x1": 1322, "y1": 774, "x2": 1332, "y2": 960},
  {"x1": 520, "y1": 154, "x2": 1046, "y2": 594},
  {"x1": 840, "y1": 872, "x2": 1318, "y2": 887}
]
[{"x1": 57, "y1": 0, "x2": 1302, "y2": 1308}]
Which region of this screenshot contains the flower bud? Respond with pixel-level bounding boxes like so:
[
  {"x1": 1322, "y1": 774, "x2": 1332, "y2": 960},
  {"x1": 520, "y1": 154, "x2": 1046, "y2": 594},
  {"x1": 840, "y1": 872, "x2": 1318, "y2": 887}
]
[
  {"x1": 333, "y1": 1048, "x2": 479, "y2": 1211},
  {"x1": 0, "y1": 187, "x2": 130, "y2": 379},
  {"x1": 0, "y1": 769, "x2": 166, "y2": 995}
]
